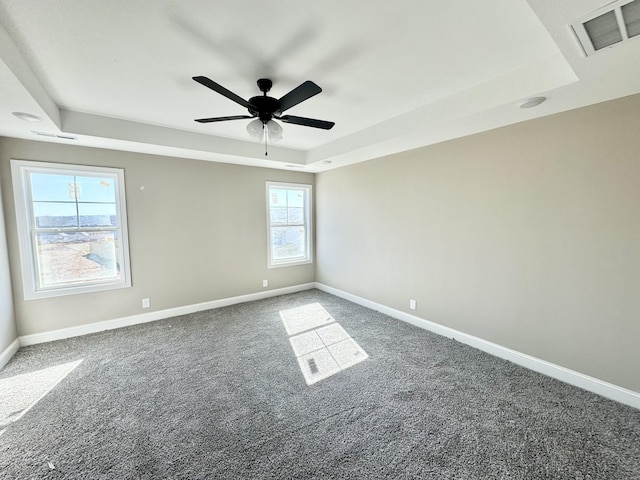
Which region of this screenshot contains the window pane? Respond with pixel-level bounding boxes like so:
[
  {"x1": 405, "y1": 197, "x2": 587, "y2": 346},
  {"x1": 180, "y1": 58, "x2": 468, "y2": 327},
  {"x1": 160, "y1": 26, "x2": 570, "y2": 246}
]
[
  {"x1": 270, "y1": 207, "x2": 288, "y2": 225},
  {"x1": 35, "y1": 231, "x2": 120, "y2": 288},
  {"x1": 269, "y1": 188, "x2": 288, "y2": 207},
  {"x1": 288, "y1": 207, "x2": 304, "y2": 224},
  {"x1": 78, "y1": 203, "x2": 117, "y2": 227},
  {"x1": 33, "y1": 202, "x2": 78, "y2": 228},
  {"x1": 266, "y1": 182, "x2": 311, "y2": 267},
  {"x1": 271, "y1": 226, "x2": 306, "y2": 260},
  {"x1": 30, "y1": 173, "x2": 76, "y2": 202},
  {"x1": 287, "y1": 189, "x2": 304, "y2": 208},
  {"x1": 75, "y1": 176, "x2": 116, "y2": 203},
  {"x1": 12, "y1": 160, "x2": 131, "y2": 299}
]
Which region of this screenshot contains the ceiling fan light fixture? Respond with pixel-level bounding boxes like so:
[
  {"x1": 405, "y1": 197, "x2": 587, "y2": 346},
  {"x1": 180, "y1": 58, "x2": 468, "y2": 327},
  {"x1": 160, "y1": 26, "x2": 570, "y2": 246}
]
[
  {"x1": 193, "y1": 76, "x2": 334, "y2": 144},
  {"x1": 246, "y1": 118, "x2": 263, "y2": 138},
  {"x1": 266, "y1": 119, "x2": 283, "y2": 142}
]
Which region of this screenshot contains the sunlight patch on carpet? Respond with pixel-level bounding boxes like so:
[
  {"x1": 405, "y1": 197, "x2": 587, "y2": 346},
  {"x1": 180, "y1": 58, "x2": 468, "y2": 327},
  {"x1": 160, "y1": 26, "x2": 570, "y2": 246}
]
[
  {"x1": 280, "y1": 303, "x2": 368, "y2": 385},
  {"x1": 280, "y1": 302, "x2": 335, "y2": 335},
  {"x1": 0, "y1": 359, "x2": 83, "y2": 433}
]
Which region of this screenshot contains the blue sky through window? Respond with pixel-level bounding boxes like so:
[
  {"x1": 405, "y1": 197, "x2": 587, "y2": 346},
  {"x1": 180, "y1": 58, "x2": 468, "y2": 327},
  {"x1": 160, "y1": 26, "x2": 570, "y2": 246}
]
[
  {"x1": 31, "y1": 173, "x2": 116, "y2": 202},
  {"x1": 30, "y1": 173, "x2": 117, "y2": 222}
]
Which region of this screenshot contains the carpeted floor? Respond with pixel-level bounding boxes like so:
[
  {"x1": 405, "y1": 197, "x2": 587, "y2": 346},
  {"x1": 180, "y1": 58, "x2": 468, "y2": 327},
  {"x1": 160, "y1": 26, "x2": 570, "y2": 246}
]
[{"x1": 1, "y1": 289, "x2": 639, "y2": 479}]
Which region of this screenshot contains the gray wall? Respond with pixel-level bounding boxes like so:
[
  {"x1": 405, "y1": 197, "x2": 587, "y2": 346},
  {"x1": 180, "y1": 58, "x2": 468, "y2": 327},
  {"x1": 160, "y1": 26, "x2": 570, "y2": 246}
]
[
  {"x1": 0, "y1": 157, "x2": 17, "y2": 353},
  {"x1": 0, "y1": 138, "x2": 314, "y2": 336},
  {"x1": 316, "y1": 94, "x2": 640, "y2": 393},
  {"x1": 3, "y1": 95, "x2": 639, "y2": 394}
]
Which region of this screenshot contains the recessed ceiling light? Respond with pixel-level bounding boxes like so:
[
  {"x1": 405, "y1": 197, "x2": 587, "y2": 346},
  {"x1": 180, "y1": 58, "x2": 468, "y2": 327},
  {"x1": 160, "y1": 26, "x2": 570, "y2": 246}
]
[
  {"x1": 12, "y1": 111, "x2": 42, "y2": 122},
  {"x1": 518, "y1": 97, "x2": 547, "y2": 109}
]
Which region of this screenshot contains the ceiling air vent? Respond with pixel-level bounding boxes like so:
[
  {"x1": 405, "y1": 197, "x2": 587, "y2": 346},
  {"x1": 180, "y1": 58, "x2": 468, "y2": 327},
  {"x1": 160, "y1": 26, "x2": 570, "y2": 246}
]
[
  {"x1": 31, "y1": 131, "x2": 78, "y2": 141},
  {"x1": 572, "y1": 0, "x2": 640, "y2": 56}
]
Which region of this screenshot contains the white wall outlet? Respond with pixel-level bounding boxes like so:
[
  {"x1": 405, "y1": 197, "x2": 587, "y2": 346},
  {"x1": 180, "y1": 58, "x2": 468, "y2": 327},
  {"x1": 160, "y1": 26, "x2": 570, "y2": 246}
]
[
  {"x1": 409, "y1": 299, "x2": 416, "y2": 310},
  {"x1": 263, "y1": 279, "x2": 268, "y2": 287},
  {"x1": 142, "y1": 298, "x2": 150, "y2": 308}
]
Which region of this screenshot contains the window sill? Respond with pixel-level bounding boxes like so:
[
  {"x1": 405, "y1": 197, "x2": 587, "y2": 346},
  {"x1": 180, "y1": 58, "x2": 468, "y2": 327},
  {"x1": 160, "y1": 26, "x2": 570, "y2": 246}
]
[
  {"x1": 24, "y1": 280, "x2": 131, "y2": 301},
  {"x1": 268, "y1": 258, "x2": 313, "y2": 269}
]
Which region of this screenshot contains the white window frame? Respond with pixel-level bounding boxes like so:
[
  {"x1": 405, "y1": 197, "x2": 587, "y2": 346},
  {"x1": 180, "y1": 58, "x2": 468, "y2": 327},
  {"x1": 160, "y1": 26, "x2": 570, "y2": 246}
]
[
  {"x1": 11, "y1": 159, "x2": 132, "y2": 300},
  {"x1": 266, "y1": 181, "x2": 313, "y2": 268}
]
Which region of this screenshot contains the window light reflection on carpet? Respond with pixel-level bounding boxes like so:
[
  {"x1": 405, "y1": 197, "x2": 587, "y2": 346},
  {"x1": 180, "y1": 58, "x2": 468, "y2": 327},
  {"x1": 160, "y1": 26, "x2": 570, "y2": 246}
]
[
  {"x1": 0, "y1": 359, "x2": 83, "y2": 436},
  {"x1": 280, "y1": 303, "x2": 368, "y2": 385}
]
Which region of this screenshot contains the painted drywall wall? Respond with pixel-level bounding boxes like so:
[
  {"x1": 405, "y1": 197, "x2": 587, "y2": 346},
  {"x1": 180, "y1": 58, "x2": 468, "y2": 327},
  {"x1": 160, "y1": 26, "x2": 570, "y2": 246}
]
[
  {"x1": 316, "y1": 94, "x2": 640, "y2": 393},
  {"x1": 0, "y1": 157, "x2": 17, "y2": 354},
  {"x1": 0, "y1": 138, "x2": 314, "y2": 336}
]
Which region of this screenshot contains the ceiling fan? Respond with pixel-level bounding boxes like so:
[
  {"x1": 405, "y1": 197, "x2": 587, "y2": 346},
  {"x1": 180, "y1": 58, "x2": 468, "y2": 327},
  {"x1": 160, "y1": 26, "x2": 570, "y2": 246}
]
[{"x1": 192, "y1": 76, "x2": 334, "y2": 153}]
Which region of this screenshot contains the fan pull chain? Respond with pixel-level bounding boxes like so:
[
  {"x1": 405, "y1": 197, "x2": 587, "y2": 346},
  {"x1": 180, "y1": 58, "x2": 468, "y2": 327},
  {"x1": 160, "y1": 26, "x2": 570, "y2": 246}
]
[{"x1": 264, "y1": 124, "x2": 268, "y2": 156}]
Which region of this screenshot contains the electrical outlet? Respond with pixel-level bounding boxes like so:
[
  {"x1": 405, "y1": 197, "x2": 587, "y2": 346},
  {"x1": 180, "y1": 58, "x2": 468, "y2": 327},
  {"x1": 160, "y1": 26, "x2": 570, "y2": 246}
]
[
  {"x1": 142, "y1": 298, "x2": 150, "y2": 308},
  {"x1": 409, "y1": 299, "x2": 416, "y2": 310},
  {"x1": 263, "y1": 280, "x2": 268, "y2": 287}
]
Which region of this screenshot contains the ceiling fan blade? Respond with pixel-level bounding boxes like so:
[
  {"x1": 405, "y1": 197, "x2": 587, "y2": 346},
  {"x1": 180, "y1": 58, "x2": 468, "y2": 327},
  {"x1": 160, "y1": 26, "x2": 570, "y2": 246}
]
[
  {"x1": 277, "y1": 81, "x2": 322, "y2": 113},
  {"x1": 195, "y1": 115, "x2": 253, "y2": 123},
  {"x1": 279, "y1": 115, "x2": 335, "y2": 130},
  {"x1": 193, "y1": 76, "x2": 255, "y2": 110}
]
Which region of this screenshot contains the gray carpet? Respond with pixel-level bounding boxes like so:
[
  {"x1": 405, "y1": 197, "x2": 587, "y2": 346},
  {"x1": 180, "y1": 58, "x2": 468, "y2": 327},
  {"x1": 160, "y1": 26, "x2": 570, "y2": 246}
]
[{"x1": 1, "y1": 289, "x2": 639, "y2": 479}]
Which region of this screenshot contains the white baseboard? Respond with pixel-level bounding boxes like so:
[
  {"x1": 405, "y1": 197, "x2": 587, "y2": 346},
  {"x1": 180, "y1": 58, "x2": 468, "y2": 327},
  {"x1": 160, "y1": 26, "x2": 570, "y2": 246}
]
[
  {"x1": 0, "y1": 338, "x2": 20, "y2": 370},
  {"x1": 314, "y1": 282, "x2": 640, "y2": 410},
  {"x1": 11, "y1": 281, "x2": 640, "y2": 410},
  {"x1": 19, "y1": 283, "x2": 315, "y2": 347}
]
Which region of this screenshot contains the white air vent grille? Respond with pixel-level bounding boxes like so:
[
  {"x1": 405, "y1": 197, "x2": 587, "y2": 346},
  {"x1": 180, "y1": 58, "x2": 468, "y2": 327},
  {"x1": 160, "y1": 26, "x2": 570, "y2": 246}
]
[
  {"x1": 572, "y1": 0, "x2": 640, "y2": 56},
  {"x1": 622, "y1": 0, "x2": 640, "y2": 37},
  {"x1": 31, "y1": 131, "x2": 78, "y2": 141}
]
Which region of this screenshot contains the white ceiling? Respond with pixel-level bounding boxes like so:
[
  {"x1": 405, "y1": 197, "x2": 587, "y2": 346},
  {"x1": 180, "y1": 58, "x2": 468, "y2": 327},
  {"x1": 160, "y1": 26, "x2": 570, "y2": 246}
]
[{"x1": 0, "y1": 0, "x2": 639, "y2": 172}]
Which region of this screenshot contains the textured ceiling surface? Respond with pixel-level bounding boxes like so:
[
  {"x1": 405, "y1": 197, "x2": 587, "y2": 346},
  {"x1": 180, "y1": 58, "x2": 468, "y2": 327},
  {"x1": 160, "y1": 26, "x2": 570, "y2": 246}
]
[{"x1": 1, "y1": 0, "x2": 639, "y2": 171}]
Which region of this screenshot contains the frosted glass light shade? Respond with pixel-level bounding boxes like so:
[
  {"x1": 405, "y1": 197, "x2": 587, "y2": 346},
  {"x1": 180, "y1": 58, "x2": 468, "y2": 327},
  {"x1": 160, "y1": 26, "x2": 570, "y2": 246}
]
[
  {"x1": 246, "y1": 119, "x2": 263, "y2": 138},
  {"x1": 266, "y1": 119, "x2": 283, "y2": 142}
]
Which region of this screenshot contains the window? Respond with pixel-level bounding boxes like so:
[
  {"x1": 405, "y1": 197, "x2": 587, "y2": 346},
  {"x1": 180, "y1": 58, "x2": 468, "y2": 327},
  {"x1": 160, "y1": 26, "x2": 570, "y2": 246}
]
[
  {"x1": 266, "y1": 182, "x2": 312, "y2": 268},
  {"x1": 11, "y1": 160, "x2": 131, "y2": 299}
]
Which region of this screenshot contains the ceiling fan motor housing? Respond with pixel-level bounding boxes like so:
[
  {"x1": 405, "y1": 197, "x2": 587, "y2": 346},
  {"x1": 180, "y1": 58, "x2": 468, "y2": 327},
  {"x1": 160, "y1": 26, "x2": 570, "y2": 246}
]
[{"x1": 248, "y1": 95, "x2": 279, "y2": 122}]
